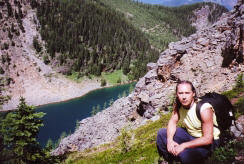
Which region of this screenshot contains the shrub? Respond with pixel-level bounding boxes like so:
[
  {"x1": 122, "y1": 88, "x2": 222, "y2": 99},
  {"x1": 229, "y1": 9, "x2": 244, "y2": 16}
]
[
  {"x1": 211, "y1": 140, "x2": 238, "y2": 163},
  {"x1": 8, "y1": 30, "x2": 13, "y2": 40},
  {"x1": 235, "y1": 74, "x2": 243, "y2": 89},
  {"x1": 33, "y1": 36, "x2": 42, "y2": 53},
  {"x1": 119, "y1": 128, "x2": 132, "y2": 153},
  {"x1": 11, "y1": 41, "x2": 15, "y2": 46},
  {"x1": 101, "y1": 78, "x2": 106, "y2": 86},
  {"x1": 0, "y1": 67, "x2": 4, "y2": 74},
  {"x1": 3, "y1": 43, "x2": 9, "y2": 50},
  {"x1": 43, "y1": 55, "x2": 50, "y2": 64},
  {"x1": 117, "y1": 77, "x2": 121, "y2": 84}
]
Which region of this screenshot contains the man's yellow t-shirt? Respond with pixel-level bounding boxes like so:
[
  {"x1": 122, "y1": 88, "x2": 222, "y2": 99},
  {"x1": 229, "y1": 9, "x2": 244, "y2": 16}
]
[{"x1": 179, "y1": 102, "x2": 220, "y2": 140}]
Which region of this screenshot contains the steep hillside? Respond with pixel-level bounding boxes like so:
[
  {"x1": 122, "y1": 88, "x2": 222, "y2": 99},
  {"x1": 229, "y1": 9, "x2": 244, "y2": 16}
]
[
  {"x1": 0, "y1": 0, "x2": 101, "y2": 110},
  {"x1": 35, "y1": 0, "x2": 227, "y2": 80},
  {"x1": 35, "y1": 0, "x2": 159, "y2": 80},
  {"x1": 53, "y1": 0, "x2": 244, "y2": 156},
  {"x1": 101, "y1": 0, "x2": 228, "y2": 49}
]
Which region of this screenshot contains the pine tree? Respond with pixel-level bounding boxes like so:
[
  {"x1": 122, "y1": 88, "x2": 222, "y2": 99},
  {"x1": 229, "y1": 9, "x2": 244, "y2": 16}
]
[
  {"x1": 45, "y1": 138, "x2": 54, "y2": 151},
  {"x1": 0, "y1": 97, "x2": 58, "y2": 163}
]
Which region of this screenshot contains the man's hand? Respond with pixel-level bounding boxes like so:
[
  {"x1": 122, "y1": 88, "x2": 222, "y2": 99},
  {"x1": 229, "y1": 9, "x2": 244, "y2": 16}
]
[
  {"x1": 174, "y1": 144, "x2": 186, "y2": 156},
  {"x1": 167, "y1": 140, "x2": 179, "y2": 155},
  {"x1": 168, "y1": 140, "x2": 186, "y2": 156}
]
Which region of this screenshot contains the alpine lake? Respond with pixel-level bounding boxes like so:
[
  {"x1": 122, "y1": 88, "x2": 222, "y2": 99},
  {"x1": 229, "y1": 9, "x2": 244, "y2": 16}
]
[{"x1": 36, "y1": 82, "x2": 136, "y2": 146}]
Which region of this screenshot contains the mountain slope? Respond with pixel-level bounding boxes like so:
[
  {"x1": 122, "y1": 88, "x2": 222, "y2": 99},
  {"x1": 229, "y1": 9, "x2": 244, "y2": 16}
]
[
  {"x1": 101, "y1": 0, "x2": 227, "y2": 49},
  {"x1": 35, "y1": 0, "x2": 159, "y2": 80},
  {"x1": 35, "y1": 0, "x2": 227, "y2": 80},
  {"x1": 0, "y1": 0, "x2": 101, "y2": 110}
]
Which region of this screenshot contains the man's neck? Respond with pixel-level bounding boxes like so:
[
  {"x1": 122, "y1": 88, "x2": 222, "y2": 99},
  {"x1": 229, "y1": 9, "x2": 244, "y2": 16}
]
[{"x1": 182, "y1": 100, "x2": 195, "y2": 109}]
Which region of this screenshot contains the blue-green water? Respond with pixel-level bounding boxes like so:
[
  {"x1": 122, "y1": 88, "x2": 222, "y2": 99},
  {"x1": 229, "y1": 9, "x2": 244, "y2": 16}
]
[{"x1": 36, "y1": 82, "x2": 135, "y2": 146}]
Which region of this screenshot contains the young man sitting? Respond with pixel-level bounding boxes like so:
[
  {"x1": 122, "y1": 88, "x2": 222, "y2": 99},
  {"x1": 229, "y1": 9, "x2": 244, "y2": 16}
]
[{"x1": 156, "y1": 80, "x2": 220, "y2": 164}]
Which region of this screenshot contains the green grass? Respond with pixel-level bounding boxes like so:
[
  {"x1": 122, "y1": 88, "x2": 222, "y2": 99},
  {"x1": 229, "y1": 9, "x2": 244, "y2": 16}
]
[
  {"x1": 222, "y1": 74, "x2": 244, "y2": 118},
  {"x1": 234, "y1": 96, "x2": 244, "y2": 118},
  {"x1": 102, "y1": 70, "x2": 129, "y2": 85},
  {"x1": 65, "y1": 72, "x2": 98, "y2": 83},
  {"x1": 222, "y1": 74, "x2": 244, "y2": 99},
  {"x1": 65, "y1": 72, "x2": 84, "y2": 83},
  {"x1": 64, "y1": 70, "x2": 130, "y2": 86},
  {"x1": 222, "y1": 87, "x2": 244, "y2": 100}
]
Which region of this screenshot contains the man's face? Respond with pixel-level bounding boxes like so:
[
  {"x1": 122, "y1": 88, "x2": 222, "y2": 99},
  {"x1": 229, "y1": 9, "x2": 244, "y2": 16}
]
[{"x1": 177, "y1": 83, "x2": 195, "y2": 108}]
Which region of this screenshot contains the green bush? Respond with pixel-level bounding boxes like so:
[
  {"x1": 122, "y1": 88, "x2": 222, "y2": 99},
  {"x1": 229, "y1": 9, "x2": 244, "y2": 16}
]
[
  {"x1": 3, "y1": 43, "x2": 9, "y2": 50},
  {"x1": 0, "y1": 66, "x2": 4, "y2": 74},
  {"x1": 33, "y1": 36, "x2": 42, "y2": 53},
  {"x1": 235, "y1": 74, "x2": 243, "y2": 89},
  {"x1": 211, "y1": 140, "x2": 238, "y2": 163},
  {"x1": 101, "y1": 78, "x2": 107, "y2": 87},
  {"x1": 43, "y1": 55, "x2": 50, "y2": 64},
  {"x1": 117, "y1": 77, "x2": 121, "y2": 84},
  {"x1": 223, "y1": 73, "x2": 244, "y2": 100},
  {"x1": 119, "y1": 128, "x2": 132, "y2": 154}
]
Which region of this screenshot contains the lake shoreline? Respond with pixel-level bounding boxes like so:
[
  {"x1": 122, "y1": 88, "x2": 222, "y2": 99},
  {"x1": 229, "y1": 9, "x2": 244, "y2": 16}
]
[
  {"x1": 1, "y1": 76, "x2": 102, "y2": 112},
  {"x1": 35, "y1": 80, "x2": 136, "y2": 110},
  {"x1": 1, "y1": 74, "x2": 136, "y2": 112}
]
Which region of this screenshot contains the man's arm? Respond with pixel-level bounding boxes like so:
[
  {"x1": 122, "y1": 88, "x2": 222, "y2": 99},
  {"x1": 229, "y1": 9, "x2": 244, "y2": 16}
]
[
  {"x1": 173, "y1": 108, "x2": 214, "y2": 156},
  {"x1": 167, "y1": 109, "x2": 179, "y2": 154}
]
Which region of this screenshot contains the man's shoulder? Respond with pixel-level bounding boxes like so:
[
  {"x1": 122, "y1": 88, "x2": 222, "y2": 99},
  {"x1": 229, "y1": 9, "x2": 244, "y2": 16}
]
[{"x1": 196, "y1": 101, "x2": 213, "y2": 112}]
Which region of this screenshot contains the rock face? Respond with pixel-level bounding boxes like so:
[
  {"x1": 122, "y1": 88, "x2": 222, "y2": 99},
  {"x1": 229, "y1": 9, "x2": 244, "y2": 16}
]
[
  {"x1": 231, "y1": 115, "x2": 244, "y2": 138},
  {"x1": 53, "y1": 1, "x2": 244, "y2": 155}
]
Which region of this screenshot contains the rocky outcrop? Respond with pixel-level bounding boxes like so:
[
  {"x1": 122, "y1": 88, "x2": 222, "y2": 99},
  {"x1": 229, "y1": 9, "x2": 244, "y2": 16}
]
[
  {"x1": 53, "y1": 1, "x2": 244, "y2": 155},
  {"x1": 53, "y1": 97, "x2": 139, "y2": 155},
  {"x1": 231, "y1": 115, "x2": 244, "y2": 138}
]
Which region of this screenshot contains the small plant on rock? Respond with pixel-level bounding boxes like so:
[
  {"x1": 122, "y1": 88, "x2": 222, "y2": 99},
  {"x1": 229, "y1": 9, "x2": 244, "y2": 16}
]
[{"x1": 119, "y1": 128, "x2": 132, "y2": 154}]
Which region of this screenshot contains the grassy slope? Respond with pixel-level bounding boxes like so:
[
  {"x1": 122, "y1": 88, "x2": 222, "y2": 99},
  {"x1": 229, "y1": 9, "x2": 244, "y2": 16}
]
[
  {"x1": 65, "y1": 69, "x2": 128, "y2": 86},
  {"x1": 100, "y1": 0, "x2": 178, "y2": 50},
  {"x1": 62, "y1": 75, "x2": 244, "y2": 164},
  {"x1": 63, "y1": 113, "x2": 171, "y2": 164},
  {"x1": 102, "y1": 70, "x2": 129, "y2": 85}
]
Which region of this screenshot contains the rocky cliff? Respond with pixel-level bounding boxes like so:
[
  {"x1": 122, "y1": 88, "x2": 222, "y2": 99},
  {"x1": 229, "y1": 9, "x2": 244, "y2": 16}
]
[{"x1": 53, "y1": 0, "x2": 244, "y2": 155}]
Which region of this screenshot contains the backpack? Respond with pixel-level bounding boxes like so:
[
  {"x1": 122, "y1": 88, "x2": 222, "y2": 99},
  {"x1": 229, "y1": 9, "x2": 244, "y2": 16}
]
[{"x1": 196, "y1": 92, "x2": 235, "y2": 145}]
